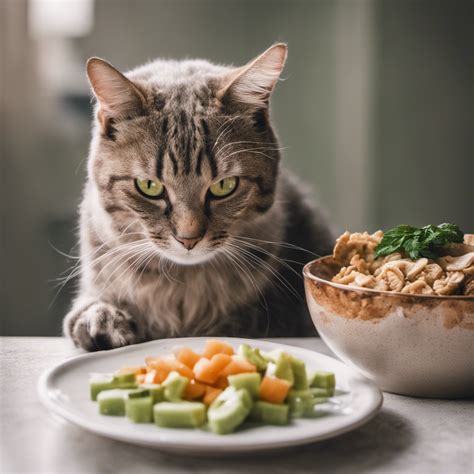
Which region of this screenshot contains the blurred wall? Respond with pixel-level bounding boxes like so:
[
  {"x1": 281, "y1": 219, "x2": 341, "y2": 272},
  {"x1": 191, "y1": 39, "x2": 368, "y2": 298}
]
[{"x1": 1, "y1": 0, "x2": 472, "y2": 336}]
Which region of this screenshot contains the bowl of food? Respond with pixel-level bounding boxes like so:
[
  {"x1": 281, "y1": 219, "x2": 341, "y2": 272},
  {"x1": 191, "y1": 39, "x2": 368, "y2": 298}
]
[{"x1": 303, "y1": 224, "x2": 474, "y2": 398}]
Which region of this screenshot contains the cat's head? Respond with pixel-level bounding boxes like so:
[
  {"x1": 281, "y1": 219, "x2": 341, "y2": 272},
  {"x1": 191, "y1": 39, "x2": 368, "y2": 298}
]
[{"x1": 86, "y1": 44, "x2": 287, "y2": 265}]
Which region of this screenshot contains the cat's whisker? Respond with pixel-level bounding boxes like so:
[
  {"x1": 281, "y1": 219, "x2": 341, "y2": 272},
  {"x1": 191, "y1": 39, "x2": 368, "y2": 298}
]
[
  {"x1": 215, "y1": 140, "x2": 286, "y2": 155},
  {"x1": 233, "y1": 234, "x2": 322, "y2": 257},
  {"x1": 219, "y1": 247, "x2": 268, "y2": 313},
  {"x1": 230, "y1": 237, "x2": 306, "y2": 276},
  {"x1": 212, "y1": 115, "x2": 244, "y2": 151},
  {"x1": 225, "y1": 241, "x2": 301, "y2": 300}
]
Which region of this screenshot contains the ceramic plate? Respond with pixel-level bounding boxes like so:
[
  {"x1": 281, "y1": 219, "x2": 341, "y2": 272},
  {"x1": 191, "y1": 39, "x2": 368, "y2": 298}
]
[{"x1": 38, "y1": 337, "x2": 382, "y2": 455}]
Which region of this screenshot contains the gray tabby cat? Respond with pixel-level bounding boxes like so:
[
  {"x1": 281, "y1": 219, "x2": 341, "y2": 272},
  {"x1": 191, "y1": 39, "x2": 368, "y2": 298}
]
[{"x1": 63, "y1": 44, "x2": 334, "y2": 351}]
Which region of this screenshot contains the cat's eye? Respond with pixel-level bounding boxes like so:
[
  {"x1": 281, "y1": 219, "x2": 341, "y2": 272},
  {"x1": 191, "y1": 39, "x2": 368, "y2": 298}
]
[
  {"x1": 209, "y1": 177, "x2": 238, "y2": 198},
  {"x1": 135, "y1": 178, "x2": 164, "y2": 198}
]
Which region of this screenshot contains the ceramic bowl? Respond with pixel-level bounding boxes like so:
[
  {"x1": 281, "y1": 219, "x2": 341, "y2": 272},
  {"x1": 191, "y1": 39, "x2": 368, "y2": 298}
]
[{"x1": 303, "y1": 256, "x2": 474, "y2": 398}]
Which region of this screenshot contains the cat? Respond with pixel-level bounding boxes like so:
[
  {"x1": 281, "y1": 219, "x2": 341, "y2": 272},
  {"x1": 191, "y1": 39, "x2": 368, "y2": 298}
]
[{"x1": 63, "y1": 43, "x2": 334, "y2": 351}]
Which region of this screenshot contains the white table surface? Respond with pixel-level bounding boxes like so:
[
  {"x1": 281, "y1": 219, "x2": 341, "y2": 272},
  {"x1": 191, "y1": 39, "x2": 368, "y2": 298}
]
[{"x1": 1, "y1": 337, "x2": 473, "y2": 474}]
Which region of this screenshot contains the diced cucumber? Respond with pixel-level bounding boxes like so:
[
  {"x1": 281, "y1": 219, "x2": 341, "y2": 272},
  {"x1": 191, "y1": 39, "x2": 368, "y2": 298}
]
[
  {"x1": 228, "y1": 373, "x2": 261, "y2": 399},
  {"x1": 90, "y1": 373, "x2": 137, "y2": 401},
  {"x1": 290, "y1": 357, "x2": 308, "y2": 390},
  {"x1": 303, "y1": 397, "x2": 328, "y2": 418},
  {"x1": 97, "y1": 389, "x2": 134, "y2": 416},
  {"x1": 125, "y1": 395, "x2": 153, "y2": 423},
  {"x1": 310, "y1": 387, "x2": 334, "y2": 397},
  {"x1": 153, "y1": 402, "x2": 206, "y2": 428},
  {"x1": 139, "y1": 383, "x2": 165, "y2": 404},
  {"x1": 308, "y1": 370, "x2": 335, "y2": 389},
  {"x1": 238, "y1": 344, "x2": 267, "y2": 371},
  {"x1": 249, "y1": 401, "x2": 289, "y2": 425},
  {"x1": 113, "y1": 372, "x2": 136, "y2": 384},
  {"x1": 287, "y1": 389, "x2": 313, "y2": 417},
  {"x1": 162, "y1": 371, "x2": 189, "y2": 401},
  {"x1": 265, "y1": 352, "x2": 294, "y2": 387},
  {"x1": 208, "y1": 388, "x2": 253, "y2": 434}
]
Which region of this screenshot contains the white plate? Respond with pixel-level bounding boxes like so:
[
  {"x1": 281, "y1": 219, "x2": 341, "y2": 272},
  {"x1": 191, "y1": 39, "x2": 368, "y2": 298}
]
[{"x1": 38, "y1": 337, "x2": 383, "y2": 455}]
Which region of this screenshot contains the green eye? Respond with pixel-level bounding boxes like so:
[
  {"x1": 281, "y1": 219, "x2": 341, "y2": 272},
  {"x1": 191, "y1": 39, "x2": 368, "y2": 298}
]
[
  {"x1": 135, "y1": 178, "x2": 164, "y2": 198},
  {"x1": 209, "y1": 177, "x2": 238, "y2": 198}
]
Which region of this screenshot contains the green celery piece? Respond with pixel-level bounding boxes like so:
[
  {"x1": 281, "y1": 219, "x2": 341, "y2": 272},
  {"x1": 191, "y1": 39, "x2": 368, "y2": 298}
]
[
  {"x1": 287, "y1": 389, "x2": 313, "y2": 417},
  {"x1": 249, "y1": 401, "x2": 289, "y2": 425},
  {"x1": 308, "y1": 370, "x2": 335, "y2": 391},
  {"x1": 125, "y1": 395, "x2": 153, "y2": 423},
  {"x1": 238, "y1": 344, "x2": 268, "y2": 371},
  {"x1": 113, "y1": 373, "x2": 136, "y2": 384},
  {"x1": 290, "y1": 356, "x2": 308, "y2": 390},
  {"x1": 97, "y1": 389, "x2": 134, "y2": 416},
  {"x1": 162, "y1": 371, "x2": 189, "y2": 401},
  {"x1": 265, "y1": 351, "x2": 294, "y2": 386},
  {"x1": 89, "y1": 373, "x2": 137, "y2": 401},
  {"x1": 153, "y1": 401, "x2": 207, "y2": 428},
  {"x1": 208, "y1": 387, "x2": 253, "y2": 434},
  {"x1": 303, "y1": 397, "x2": 328, "y2": 418},
  {"x1": 310, "y1": 387, "x2": 334, "y2": 397},
  {"x1": 139, "y1": 383, "x2": 165, "y2": 404},
  {"x1": 228, "y1": 373, "x2": 262, "y2": 399}
]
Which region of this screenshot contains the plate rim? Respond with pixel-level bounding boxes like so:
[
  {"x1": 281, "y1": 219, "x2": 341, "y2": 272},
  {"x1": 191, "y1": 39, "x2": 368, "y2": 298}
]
[{"x1": 38, "y1": 337, "x2": 383, "y2": 453}]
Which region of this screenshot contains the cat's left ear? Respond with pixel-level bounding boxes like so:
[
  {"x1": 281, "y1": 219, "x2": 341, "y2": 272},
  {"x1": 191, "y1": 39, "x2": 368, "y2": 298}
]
[
  {"x1": 219, "y1": 43, "x2": 287, "y2": 108},
  {"x1": 86, "y1": 58, "x2": 146, "y2": 132}
]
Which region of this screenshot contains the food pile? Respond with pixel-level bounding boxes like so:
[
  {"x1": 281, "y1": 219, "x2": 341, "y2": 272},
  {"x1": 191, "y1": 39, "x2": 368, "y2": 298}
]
[
  {"x1": 90, "y1": 339, "x2": 337, "y2": 434},
  {"x1": 331, "y1": 224, "x2": 474, "y2": 296}
]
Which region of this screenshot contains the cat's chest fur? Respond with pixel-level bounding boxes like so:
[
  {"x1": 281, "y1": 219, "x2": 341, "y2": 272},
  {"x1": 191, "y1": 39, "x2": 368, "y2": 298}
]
[{"x1": 88, "y1": 244, "x2": 273, "y2": 338}]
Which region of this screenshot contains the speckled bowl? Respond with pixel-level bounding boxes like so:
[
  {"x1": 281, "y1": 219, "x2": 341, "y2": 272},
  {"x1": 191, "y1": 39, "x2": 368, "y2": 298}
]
[{"x1": 303, "y1": 256, "x2": 474, "y2": 398}]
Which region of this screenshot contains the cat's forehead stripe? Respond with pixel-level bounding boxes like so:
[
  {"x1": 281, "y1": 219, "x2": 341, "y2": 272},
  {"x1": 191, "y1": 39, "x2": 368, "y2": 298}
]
[{"x1": 155, "y1": 112, "x2": 218, "y2": 180}]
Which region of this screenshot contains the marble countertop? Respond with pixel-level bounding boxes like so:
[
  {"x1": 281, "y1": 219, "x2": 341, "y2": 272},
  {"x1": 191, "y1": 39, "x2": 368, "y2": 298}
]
[{"x1": 1, "y1": 337, "x2": 472, "y2": 474}]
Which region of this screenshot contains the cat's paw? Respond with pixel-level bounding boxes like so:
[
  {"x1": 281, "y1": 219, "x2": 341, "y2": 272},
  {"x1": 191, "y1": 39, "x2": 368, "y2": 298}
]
[{"x1": 64, "y1": 301, "x2": 142, "y2": 351}]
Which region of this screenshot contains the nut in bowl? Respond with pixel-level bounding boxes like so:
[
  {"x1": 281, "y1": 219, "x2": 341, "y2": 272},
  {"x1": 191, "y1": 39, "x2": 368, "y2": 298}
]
[{"x1": 303, "y1": 224, "x2": 474, "y2": 399}]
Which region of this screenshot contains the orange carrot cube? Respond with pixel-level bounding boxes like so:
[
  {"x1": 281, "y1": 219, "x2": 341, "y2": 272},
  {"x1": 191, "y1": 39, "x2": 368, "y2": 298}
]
[
  {"x1": 176, "y1": 347, "x2": 201, "y2": 369},
  {"x1": 193, "y1": 354, "x2": 232, "y2": 384},
  {"x1": 203, "y1": 386, "x2": 223, "y2": 406},
  {"x1": 183, "y1": 379, "x2": 207, "y2": 400},
  {"x1": 221, "y1": 356, "x2": 257, "y2": 377},
  {"x1": 202, "y1": 339, "x2": 234, "y2": 359},
  {"x1": 259, "y1": 376, "x2": 291, "y2": 404}
]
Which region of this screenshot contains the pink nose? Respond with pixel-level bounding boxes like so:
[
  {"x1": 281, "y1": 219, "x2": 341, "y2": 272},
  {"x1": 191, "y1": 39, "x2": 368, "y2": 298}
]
[{"x1": 173, "y1": 235, "x2": 202, "y2": 250}]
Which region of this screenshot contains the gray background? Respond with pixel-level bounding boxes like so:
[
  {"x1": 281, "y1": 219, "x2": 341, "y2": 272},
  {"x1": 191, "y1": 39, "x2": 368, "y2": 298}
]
[{"x1": 1, "y1": 0, "x2": 473, "y2": 336}]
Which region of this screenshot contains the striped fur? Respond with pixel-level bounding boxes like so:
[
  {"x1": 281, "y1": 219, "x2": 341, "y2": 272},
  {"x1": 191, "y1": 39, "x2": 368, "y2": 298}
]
[{"x1": 63, "y1": 44, "x2": 334, "y2": 351}]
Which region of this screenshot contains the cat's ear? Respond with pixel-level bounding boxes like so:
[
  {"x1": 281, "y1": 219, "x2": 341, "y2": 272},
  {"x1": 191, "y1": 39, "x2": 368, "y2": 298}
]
[
  {"x1": 219, "y1": 43, "x2": 287, "y2": 108},
  {"x1": 86, "y1": 58, "x2": 146, "y2": 129}
]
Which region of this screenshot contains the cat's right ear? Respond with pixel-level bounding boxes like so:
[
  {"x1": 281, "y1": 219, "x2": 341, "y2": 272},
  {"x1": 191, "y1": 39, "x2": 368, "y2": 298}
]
[{"x1": 86, "y1": 58, "x2": 146, "y2": 133}]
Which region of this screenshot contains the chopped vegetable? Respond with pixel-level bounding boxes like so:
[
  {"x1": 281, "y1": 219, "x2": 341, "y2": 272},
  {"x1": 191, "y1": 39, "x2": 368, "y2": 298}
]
[
  {"x1": 228, "y1": 373, "x2": 261, "y2": 399},
  {"x1": 207, "y1": 388, "x2": 253, "y2": 434},
  {"x1": 153, "y1": 401, "x2": 207, "y2": 428},
  {"x1": 90, "y1": 339, "x2": 338, "y2": 435},
  {"x1": 202, "y1": 339, "x2": 234, "y2": 359},
  {"x1": 249, "y1": 400, "x2": 289, "y2": 425},
  {"x1": 193, "y1": 354, "x2": 232, "y2": 384},
  {"x1": 259, "y1": 376, "x2": 291, "y2": 404}
]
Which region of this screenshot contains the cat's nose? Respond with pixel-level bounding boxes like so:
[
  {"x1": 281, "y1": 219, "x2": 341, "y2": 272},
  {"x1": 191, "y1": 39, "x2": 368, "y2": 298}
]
[{"x1": 173, "y1": 235, "x2": 202, "y2": 250}]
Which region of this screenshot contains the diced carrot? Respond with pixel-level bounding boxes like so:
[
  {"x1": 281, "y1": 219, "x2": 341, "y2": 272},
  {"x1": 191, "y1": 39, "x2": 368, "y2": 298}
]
[
  {"x1": 214, "y1": 375, "x2": 229, "y2": 389},
  {"x1": 117, "y1": 366, "x2": 147, "y2": 375},
  {"x1": 203, "y1": 386, "x2": 223, "y2": 406},
  {"x1": 202, "y1": 339, "x2": 234, "y2": 359},
  {"x1": 136, "y1": 374, "x2": 146, "y2": 384},
  {"x1": 146, "y1": 356, "x2": 193, "y2": 381},
  {"x1": 145, "y1": 358, "x2": 173, "y2": 383},
  {"x1": 259, "y1": 376, "x2": 291, "y2": 404},
  {"x1": 183, "y1": 379, "x2": 207, "y2": 400},
  {"x1": 144, "y1": 370, "x2": 162, "y2": 384},
  {"x1": 193, "y1": 354, "x2": 232, "y2": 384},
  {"x1": 176, "y1": 347, "x2": 201, "y2": 369},
  {"x1": 221, "y1": 356, "x2": 257, "y2": 377}
]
